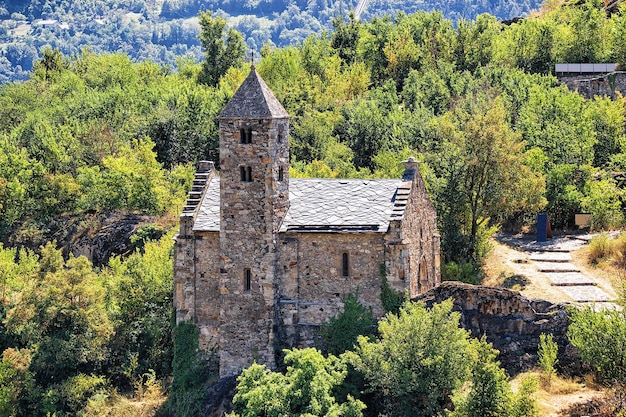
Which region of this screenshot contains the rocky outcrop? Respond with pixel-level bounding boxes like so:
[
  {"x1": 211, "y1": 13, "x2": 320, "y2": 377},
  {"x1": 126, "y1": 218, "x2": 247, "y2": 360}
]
[
  {"x1": 3, "y1": 211, "x2": 159, "y2": 267},
  {"x1": 203, "y1": 376, "x2": 237, "y2": 417},
  {"x1": 413, "y1": 281, "x2": 579, "y2": 375}
]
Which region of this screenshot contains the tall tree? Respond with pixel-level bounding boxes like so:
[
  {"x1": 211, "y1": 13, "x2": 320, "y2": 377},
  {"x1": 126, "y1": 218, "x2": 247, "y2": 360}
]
[
  {"x1": 432, "y1": 95, "x2": 546, "y2": 263},
  {"x1": 198, "y1": 11, "x2": 246, "y2": 86}
]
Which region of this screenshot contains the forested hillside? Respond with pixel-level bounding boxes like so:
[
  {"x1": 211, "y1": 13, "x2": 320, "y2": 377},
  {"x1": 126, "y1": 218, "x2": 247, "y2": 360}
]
[
  {"x1": 0, "y1": 0, "x2": 626, "y2": 415},
  {"x1": 0, "y1": 0, "x2": 545, "y2": 83}
]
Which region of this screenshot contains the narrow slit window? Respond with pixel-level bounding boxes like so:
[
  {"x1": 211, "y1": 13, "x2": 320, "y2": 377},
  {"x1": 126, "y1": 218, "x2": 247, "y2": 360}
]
[
  {"x1": 240, "y1": 167, "x2": 252, "y2": 182},
  {"x1": 240, "y1": 128, "x2": 252, "y2": 144},
  {"x1": 342, "y1": 252, "x2": 350, "y2": 277},
  {"x1": 244, "y1": 268, "x2": 251, "y2": 291},
  {"x1": 278, "y1": 167, "x2": 284, "y2": 182}
]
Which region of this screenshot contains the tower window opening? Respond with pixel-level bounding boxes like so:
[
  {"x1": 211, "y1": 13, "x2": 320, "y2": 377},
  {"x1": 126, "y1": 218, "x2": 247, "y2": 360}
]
[
  {"x1": 244, "y1": 268, "x2": 251, "y2": 291},
  {"x1": 240, "y1": 127, "x2": 252, "y2": 144},
  {"x1": 240, "y1": 166, "x2": 253, "y2": 182},
  {"x1": 278, "y1": 167, "x2": 284, "y2": 182},
  {"x1": 342, "y1": 252, "x2": 350, "y2": 277}
]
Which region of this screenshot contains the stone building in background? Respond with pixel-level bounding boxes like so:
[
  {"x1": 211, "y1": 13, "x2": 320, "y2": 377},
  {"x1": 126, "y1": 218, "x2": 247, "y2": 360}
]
[{"x1": 173, "y1": 67, "x2": 441, "y2": 378}]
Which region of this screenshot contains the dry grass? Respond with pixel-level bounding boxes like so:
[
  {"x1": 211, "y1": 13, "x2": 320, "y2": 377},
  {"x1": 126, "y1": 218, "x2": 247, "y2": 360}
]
[
  {"x1": 511, "y1": 371, "x2": 603, "y2": 417},
  {"x1": 81, "y1": 374, "x2": 167, "y2": 417}
]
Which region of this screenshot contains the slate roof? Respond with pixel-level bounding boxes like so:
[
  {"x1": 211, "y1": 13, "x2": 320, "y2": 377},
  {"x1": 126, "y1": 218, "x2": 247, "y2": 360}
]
[
  {"x1": 220, "y1": 68, "x2": 289, "y2": 119},
  {"x1": 193, "y1": 178, "x2": 410, "y2": 233}
]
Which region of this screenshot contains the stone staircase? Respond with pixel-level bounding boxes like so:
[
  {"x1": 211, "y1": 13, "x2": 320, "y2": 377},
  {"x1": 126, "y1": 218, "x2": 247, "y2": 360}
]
[
  {"x1": 182, "y1": 161, "x2": 214, "y2": 215},
  {"x1": 528, "y1": 240, "x2": 615, "y2": 308}
]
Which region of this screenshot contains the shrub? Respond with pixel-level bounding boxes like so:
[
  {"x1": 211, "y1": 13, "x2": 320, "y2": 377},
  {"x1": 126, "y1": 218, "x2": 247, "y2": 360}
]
[
  {"x1": 568, "y1": 306, "x2": 626, "y2": 384},
  {"x1": 349, "y1": 300, "x2": 476, "y2": 417},
  {"x1": 229, "y1": 348, "x2": 365, "y2": 417},
  {"x1": 587, "y1": 233, "x2": 613, "y2": 264},
  {"x1": 441, "y1": 261, "x2": 479, "y2": 284},
  {"x1": 167, "y1": 322, "x2": 212, "y2": 417},
  {"x1": 321, "y1": 293, "x2": 376, "y2": 356},
  {"x1": 538, "y1": 333, "x2": 558, "y2": 386},
  {"x1": 511, "y1": 375, "x2": 539, "y2": 417},
  {"x1": 453, "y1": 338, "x2": 513, "y2": 417}
]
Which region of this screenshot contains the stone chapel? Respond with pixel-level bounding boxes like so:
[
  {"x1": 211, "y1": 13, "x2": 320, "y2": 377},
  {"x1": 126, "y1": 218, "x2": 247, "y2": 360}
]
[{"x1": 173, "y1": 67, "x2": 441, "y2": 377}]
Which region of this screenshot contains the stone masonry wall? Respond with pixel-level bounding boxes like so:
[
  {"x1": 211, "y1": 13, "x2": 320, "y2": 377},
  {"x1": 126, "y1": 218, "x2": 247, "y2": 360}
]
[
  {"x1": 193, "y1": 231, "x2": 220, "y2": 352},
  {"x1": 218, "y1": 116, "x2": 290, "y2": 377},
  {"x1": 278, "y1": 232, "x2": 387, "y2": 348},
  {"x1": 557, "y1": 72, "x2": 626, "y2": 100},
  {"x1": 386, "y1": 159, "x2": 440, "y2": 299},
  {"x1": 174, "y1": 164, "x2": 216, "y2": 326},
  {"x1": 414, "y1": 281, "x2": 577, "y2": 374}
]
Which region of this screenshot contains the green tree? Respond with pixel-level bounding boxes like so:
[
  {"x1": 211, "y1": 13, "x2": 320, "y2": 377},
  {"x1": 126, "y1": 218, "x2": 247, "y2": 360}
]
[
  {"x1": 349, "y1": 300, "x2": 475, "y2": 417},
  {"x1": 229, "y1": 348, "x2": 365, "y2": 417},
  {"x1": 432, "y1": 96, "x2": 546, "y2": 263},
  {"x1": 198, "y1": 11, "x2": 246, "y2": 86},
  {"x1": 4, "y1": 244, "x2": 113, "y2": 386},
  {"x1": 453, "y1": 338, "x2": 513, "y2": 417}
]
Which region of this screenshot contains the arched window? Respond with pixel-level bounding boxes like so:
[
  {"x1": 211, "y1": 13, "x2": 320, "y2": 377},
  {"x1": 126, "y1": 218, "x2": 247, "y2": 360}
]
[
  {"x1": 244, "y1": 268, "x2": 251, "y2": 291},
  {"x1": 342, "y1": 252, "x2": 350, "y2": 277}
]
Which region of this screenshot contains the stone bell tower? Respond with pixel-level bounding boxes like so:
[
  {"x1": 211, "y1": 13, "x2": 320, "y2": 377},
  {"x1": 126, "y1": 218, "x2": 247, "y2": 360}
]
[{"x1": 217, "y1": 67, "x2": 290, "y2": 377}]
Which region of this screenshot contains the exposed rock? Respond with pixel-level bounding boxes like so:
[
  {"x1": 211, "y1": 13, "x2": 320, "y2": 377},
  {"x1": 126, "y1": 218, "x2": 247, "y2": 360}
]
[
  {"x1": 3, "y1": 211, "x2": 158, "y2": 267},
  {"x1": 71, "y1": 212, "x2": 158, "y2": 266},
  {"x1": 203, "y1": 376, "x2": 236, "y2": 417},
  {"x1": 413, "y1": 281, "x2": 580, "y2": 375}
]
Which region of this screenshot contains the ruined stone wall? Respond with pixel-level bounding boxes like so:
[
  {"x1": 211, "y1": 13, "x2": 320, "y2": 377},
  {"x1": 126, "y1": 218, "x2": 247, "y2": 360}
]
[
  {"x1": 277, "y1": 232, "x2": 386, "y2": 348},
  {"x1": 218, "y1": 116, "x2": 290, "y2": 377},
  {"x1": 557, "y1": 72, "x2": 626, "y2": 100},
  {"x1": 414, "y1": 282, "x2": 577, "y2": 374}
]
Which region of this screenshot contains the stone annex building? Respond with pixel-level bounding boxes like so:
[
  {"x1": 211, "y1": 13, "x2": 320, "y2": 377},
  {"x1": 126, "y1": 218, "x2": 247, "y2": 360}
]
[{"x1": 174, "y1": 67, "x2": 441, "y2": 377}]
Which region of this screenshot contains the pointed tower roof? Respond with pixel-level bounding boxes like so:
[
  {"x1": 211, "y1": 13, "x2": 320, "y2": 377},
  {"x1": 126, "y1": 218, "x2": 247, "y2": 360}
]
[{"x1": 219, "y1": 67, "x2": 289, "y2": 119}]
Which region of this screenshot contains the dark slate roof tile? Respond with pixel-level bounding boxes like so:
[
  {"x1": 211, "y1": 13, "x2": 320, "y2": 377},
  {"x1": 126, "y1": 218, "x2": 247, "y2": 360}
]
[{"x1": 193, "y1": 178, "x2": 408, "y2": 233}]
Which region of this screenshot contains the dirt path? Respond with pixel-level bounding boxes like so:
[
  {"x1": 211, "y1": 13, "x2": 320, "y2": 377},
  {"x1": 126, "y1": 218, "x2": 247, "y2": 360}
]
[
  {"x1": 483, "y1": 233, "x2": 618, "y2": 415},
  {"x1": 483, "y1": 234, "x2": 618, "y2": 305}
]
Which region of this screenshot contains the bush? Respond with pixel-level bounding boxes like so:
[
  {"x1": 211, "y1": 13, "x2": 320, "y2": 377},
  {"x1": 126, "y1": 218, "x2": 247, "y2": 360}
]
[
  {"x1": 538, "y1": 333, "x2": 558, "y2": 386},
  {"x1": 568, "y1": 306, "x2": 626, "y2": 384},
  {"x1": 229, "y1": 348, "x2": 365, "y2": 417},
  {"x1": 321, "y1": 293, "x2": 376, "y2": 356},
  {"x1": 453, "y1": 338, "x2": 513, "y2": 417},
  {"x1": 349, "y1": 300, "x2": 477, "y2": 417},
  {"x1": 510, "y1": 375, "x2": 539, "y2": 417},
  {"x1": 441, "y1": 261, "x2": 479, "y2": 284},
  {"x1": 587, "y1": 233, "x2": 612, "y2": 264},
  {"x1": 167, "y1": 322, "x2": 212, "y2": 417}
]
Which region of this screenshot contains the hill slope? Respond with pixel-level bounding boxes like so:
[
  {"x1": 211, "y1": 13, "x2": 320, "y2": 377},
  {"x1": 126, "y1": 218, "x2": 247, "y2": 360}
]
[{"x1": 0, "y1": 0, "x2": 543, "y2": 83}]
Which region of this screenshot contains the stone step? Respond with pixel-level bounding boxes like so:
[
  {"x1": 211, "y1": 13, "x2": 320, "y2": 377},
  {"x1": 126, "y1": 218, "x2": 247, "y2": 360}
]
[
  {"x1": 559, "y1": 286, "x2": 612, "y2": 303},
  {"x1": 579, "y1": 302, "x2": 621, "y2": 312},
  {"x1": 529, "y1": 252, "x2": 572, "y2": 262},
  {"x1": 535, "y1": 262, "x2": 580, "y2": 273},
  {"x1": 544, "y1": 272, "x2": 596, "y2": 286}
]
